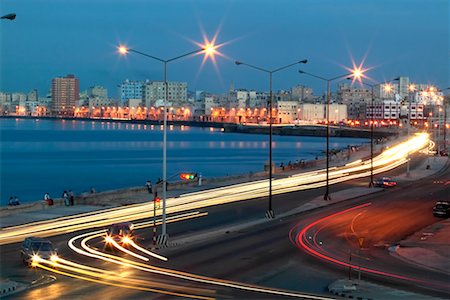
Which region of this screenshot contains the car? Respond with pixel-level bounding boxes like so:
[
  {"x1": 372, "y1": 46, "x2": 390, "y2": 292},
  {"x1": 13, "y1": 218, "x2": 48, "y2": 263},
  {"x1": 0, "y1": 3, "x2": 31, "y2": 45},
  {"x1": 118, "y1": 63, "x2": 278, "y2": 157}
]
[
  {"x1": 433, "y1": 201, "x2": 450, "y2": 218},
  {"x1": 21, "y1": 237, "x2": 57, "y2": 266},
  {"x1": 105, "y1": 222, "x2": 134, "y2": 245},
  {"x1": 373, "y1": 177, "x2": 397, "y2": 188}
]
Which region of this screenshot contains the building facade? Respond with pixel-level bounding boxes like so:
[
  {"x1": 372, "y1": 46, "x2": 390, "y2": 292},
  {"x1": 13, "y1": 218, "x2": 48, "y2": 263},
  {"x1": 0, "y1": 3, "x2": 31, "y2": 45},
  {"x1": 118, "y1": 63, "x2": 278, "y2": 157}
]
[
  {"x1": 51, "y1": 74, "x2": 79, "y2": 115},
  {"x1": 119, "y1": 79, "x2": 145, "y2": 104},
  {"x1": 143, "y1": 81, "x2": 187, "y2": 107}
]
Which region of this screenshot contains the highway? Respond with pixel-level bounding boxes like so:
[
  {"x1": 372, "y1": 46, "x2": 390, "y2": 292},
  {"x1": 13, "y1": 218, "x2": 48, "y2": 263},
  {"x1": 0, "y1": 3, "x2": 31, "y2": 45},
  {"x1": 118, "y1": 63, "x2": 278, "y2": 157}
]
[{"x1": 2, "y1": 132, "x2": 448, "y2": 299}]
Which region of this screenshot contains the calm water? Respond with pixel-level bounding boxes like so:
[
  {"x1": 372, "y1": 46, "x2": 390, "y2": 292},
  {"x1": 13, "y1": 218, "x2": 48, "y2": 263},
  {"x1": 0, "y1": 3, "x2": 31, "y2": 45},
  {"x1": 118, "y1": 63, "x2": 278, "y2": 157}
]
[{"x1": 0, "y1": 118, "x2": 368, "y2": 205}]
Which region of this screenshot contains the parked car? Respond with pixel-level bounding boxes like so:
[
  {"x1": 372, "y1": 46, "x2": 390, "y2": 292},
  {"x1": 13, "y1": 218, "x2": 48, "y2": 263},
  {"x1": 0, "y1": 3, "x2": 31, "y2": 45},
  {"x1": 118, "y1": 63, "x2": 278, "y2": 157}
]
[
  {"x1": 105, "y1": 222, "x2": 134, "y2": 245},
  {"x1": 21, "y1": 237, "x2": 57, "y2": 266},
  {"x1": 373, "y1": 177, "x2": 397, "y2": 188},
  {"x1": 433, "y1": 201, "x2": 450, "y2": 218}
]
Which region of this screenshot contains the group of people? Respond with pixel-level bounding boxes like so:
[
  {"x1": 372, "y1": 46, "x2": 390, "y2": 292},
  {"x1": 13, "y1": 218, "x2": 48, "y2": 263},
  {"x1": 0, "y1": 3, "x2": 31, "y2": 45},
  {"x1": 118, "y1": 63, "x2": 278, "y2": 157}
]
[
  {"x1": 8, "y1": 196, "x2": 20, "y2": 206},
  {"x1": 279, "y1": 159, "x2": 309, "y2": 171},
  {"x1": 43, "y1": 190, "x2": 75, "y2": 206},
  {"x1": 62, "y1": 190, "x2": 75, "y2": 206}
]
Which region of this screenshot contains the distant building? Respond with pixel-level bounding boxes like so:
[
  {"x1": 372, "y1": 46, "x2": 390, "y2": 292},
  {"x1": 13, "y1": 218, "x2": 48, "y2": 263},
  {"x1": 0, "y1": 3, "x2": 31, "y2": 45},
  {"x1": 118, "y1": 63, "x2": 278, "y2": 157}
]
[
  {"x1": 119, "y1": 79, "x2": 145, "y2": 104},
  {"x1": 51, "y1": 74, "x2": 79, "y2": 115},
  {"x1": 277, "y1": 101, "x2": 298, "y2": 123},
  {"x1": 88, "y1": 85, "x2": 108, "y2": 99},
  {"x1": 337, "y1": 83, "x2": 372, "y2": 120},
  {"x1": 291, "y1": 85, "x2": 313, "y2": 101},
  {"x1": 143, "y1": 81, "x2": 187, "y2": 107}
]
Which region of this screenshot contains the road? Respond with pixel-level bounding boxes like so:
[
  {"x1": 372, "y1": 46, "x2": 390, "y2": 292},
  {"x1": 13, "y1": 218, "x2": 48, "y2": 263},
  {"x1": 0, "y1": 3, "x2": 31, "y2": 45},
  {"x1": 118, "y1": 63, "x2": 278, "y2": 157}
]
[{"x1": 2, "y1": 155, "x2": 448, "y2": 299}]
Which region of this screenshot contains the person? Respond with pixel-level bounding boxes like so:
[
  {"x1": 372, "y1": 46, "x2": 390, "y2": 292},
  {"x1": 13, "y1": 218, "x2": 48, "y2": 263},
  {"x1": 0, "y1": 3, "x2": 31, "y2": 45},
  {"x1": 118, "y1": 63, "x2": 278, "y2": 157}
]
[
  {"x1": 13, "y1": 196, "x2": 20, "y2": 206},
  {"x1": 44, "y1": 192, "x2": 53, "y2": 206},
  {"x1": 145, "y1": 180, "x2": 153, "y2": 194},
  {"x1": 280, "y1": 162, "x2": 285, "y2": 170},
  {"x1": 8, "y1": 196, "x2": 14, "y2": 206},
  {"x1": 90, "y1": 186, "x2": 96, "y2": 194},
  {"x1": 68, "y1": 190, "x2": 75, "y2": 206},
  {"x1": 63, "y1": 191, "x2": 69, "y2": 206}
]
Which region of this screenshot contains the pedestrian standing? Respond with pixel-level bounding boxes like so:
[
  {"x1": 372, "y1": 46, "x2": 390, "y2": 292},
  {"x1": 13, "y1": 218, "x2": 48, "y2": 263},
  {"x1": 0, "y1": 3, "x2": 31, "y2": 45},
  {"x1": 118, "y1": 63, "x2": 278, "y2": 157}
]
[
  {"x1": 146, "y1": 180, "x2": 153, "y2": 194},
  {"x1": 63, "y1": 190, "x2": 69, "y2": 206},
  {"x1": 8, "y1": 196, "x2": 14, "y2": 206},
  {"x1": 13, "y1": 196, "x2": 20, "y2": 206},
  {"x1": 69, "y1": 190, "x2": 75, "y2": 206}
]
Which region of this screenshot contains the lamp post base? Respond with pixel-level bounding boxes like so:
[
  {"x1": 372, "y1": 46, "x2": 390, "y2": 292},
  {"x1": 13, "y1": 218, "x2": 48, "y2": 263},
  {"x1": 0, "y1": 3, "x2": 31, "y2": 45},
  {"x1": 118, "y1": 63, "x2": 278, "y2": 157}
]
[
  {"x1": 368, "y1": 181, "x2": 374, "y2": 188},
  {"x1": 157, "y1": 234, "x2": 169, "y2": 246},
  {"x1": 324, "y1": 193, "x2": 331, "y2": 201},
  {"x1": 265, "y1": 209, "x2": 275, "y2": 219}
]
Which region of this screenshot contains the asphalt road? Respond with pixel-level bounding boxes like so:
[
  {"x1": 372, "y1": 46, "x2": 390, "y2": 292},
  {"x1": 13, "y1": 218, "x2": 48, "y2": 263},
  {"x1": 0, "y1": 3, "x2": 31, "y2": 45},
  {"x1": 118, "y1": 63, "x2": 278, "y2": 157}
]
[{"x1": 2, "y1": 155, "x2": 448, "y2": 299}]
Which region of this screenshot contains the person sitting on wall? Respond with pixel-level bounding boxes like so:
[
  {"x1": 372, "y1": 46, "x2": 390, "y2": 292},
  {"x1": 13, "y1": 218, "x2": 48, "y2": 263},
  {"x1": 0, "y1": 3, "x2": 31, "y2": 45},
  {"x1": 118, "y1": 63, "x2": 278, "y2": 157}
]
[{"x1": 44, "y1": 192, "x2": 54, "y2": 206}]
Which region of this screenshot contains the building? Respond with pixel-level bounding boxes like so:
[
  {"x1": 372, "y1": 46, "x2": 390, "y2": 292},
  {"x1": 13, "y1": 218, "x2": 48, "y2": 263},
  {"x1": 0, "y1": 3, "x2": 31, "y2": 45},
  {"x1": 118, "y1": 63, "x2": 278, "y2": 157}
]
[
  {"x1": 143, "y1": 81, "x2": 187, "y2": 107},
  {"x1": 277, "y1": 101, "x2": 298, "y2": 123},
  {"x1": 119, "y1": 79, "x2": 145, "y2": 104},
  {"x1": 51, "y1": 74, "x2": 79, "y2": 115},
  {"x1": 337, "y1": 83, "x2": 372, "y2": 120},
  {"x1": 297, "y1": 103, "x2": 347, "y2": 123},
  {"x1": 291, "y1": 85, "x2": 313, "y2": 101},
  {"x1": 88, "y1": 85, "x2": 108, "y2": 99}
]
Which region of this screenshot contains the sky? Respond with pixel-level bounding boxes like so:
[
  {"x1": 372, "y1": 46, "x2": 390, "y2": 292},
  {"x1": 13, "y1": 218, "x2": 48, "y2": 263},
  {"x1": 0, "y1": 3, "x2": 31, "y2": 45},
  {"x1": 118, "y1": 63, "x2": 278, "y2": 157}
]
[{"x1": 0, "y1": 0, "x2": 449, "y2": 98}]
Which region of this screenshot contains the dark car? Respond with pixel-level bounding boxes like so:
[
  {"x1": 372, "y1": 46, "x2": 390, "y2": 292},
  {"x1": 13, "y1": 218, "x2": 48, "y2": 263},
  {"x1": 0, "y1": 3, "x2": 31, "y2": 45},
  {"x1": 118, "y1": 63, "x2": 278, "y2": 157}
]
[
  {"x1": 105, "y1": 222, "x2": 134, "y2": 245},
  {"x1": 433, "y1": 201, "x2": 450, "y2": 218},
  {"x1": 373, "y1": 177, "x2": 397, "y2": 188},
  {"x1": 21, "y1": 237, "x2": 57, "y2": 266}
]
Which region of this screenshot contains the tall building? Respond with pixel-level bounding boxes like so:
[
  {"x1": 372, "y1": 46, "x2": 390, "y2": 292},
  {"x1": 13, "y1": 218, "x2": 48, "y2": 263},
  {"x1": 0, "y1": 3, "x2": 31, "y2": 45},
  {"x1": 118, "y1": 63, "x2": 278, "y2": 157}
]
[
  {"x1": 119, "y1": 79, "x2": 145, "y2": 104},
  {"x1": 143, "y1": 81, "x2": 187, "y2": 107},
  {"x1": 51, "y1": 74, "x2": 79, "y2": 115}
]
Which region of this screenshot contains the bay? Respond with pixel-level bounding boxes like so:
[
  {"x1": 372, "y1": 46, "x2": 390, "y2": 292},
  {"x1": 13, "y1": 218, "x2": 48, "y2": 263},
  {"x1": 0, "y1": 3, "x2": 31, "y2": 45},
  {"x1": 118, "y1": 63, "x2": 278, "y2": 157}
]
[{"x1": 0, "y1": 118, "x2": 368, "y2": 205}]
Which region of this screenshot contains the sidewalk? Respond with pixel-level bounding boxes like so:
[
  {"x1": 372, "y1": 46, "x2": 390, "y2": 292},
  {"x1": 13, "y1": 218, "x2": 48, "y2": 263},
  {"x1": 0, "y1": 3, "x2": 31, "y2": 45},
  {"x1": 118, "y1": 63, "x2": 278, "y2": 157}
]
[{"x1": 328, "y1": 279, "x2": 440, "y2": 300}]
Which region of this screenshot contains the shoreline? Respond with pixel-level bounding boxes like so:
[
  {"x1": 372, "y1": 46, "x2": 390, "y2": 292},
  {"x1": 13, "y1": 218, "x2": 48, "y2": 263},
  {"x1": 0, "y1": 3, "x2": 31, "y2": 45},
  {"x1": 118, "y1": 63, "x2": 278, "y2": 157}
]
[
  {"x1": 0, "y1": 115, "x2": 398, "y2": 139},
  {"x1": 0, "y1": 141, "x2": 374, "y2": 213}
]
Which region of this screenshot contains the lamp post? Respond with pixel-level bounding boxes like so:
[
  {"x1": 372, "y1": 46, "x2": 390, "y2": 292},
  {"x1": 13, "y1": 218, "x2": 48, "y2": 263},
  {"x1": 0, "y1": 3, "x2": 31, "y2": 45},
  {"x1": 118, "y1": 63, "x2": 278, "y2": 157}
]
[
  {"x1": 349, "y1": 78, "x2": 399, "y2": 187},
  {"x1": 438, "y1": 88, "x2": 450, "y2": 154},
  {"x1": 235, "y1": 59, "x2": 308, "y2": 218},
  {"x1": 119, "y1": 45, "x2": 211, "y2": 243},
  {"x1": 1, "y1": 13, "x2": 16, "y2": 20},
  {"x1": 299, "y1": 70, "x2": 359, "y2": 200}
]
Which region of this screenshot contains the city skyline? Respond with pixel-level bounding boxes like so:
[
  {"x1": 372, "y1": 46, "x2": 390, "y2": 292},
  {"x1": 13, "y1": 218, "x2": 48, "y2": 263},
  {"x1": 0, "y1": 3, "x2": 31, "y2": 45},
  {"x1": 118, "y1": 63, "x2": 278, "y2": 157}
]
[{"x1": 1, "y1": 0, "x2": 448, "y2": 97}]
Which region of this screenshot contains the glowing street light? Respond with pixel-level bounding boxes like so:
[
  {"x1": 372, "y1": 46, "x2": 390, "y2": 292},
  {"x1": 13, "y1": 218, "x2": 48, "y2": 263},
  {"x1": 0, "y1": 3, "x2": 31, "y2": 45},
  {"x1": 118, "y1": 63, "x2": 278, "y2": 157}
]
[
  {"x1": 235, "y1": 59, "x2": 308, "y2": 218},
  {"x1": 118, "y1": 43, "x2": 214, "y2": 244},
  {"x1": 299, "y1": 67, "x2": 363, "y2": 200}
]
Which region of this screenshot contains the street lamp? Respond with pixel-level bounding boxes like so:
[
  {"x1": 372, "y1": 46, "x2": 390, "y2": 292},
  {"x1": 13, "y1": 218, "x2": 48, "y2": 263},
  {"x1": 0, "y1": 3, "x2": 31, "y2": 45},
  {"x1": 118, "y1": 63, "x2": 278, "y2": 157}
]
[
  {"x1": 119, "y1": 44, "x2": 214, "y2": 244},
  {"x1": 235, "y1": 59, "x2": 308, "y2": 218},
  {"x1": 348, "y1": 77, "x2": 399, "y2": 187},
  {"x1": 1, "y1": 13, "x2": 16, "y2": 20},
  {"x1": 299, "y1": 69, "x2": 361, "y2": 200}
]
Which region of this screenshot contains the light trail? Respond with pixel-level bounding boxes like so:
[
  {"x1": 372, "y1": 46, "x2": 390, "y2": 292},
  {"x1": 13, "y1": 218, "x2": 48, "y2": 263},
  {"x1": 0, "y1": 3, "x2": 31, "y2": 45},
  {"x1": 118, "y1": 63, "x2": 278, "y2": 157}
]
[
  {"x1": 0, "y1": 133, "x2": 429, "y2": 245},
  {"x1": 34, "y1": 260, "x2": 214, "y2": 300},
  {"x1": 67, "y1": 228, "x2": 335, "y2": 299},
  {"x1": 289, "y1": 203, "x2": 428, "y2": 283}
]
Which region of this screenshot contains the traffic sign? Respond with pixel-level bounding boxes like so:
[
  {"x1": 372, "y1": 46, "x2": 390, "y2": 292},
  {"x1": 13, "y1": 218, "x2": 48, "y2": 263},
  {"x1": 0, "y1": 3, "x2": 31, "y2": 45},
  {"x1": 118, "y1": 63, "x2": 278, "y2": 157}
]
[{"x1": 358, "y1": 237, "x2": 364, "y2": 248}]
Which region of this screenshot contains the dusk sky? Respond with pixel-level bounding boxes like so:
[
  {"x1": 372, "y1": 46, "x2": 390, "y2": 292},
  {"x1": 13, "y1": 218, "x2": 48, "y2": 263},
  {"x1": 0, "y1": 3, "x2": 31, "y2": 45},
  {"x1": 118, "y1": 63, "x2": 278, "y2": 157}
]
[{"x1": 0, "y1": 0, "x2": 448, "y2": 98}]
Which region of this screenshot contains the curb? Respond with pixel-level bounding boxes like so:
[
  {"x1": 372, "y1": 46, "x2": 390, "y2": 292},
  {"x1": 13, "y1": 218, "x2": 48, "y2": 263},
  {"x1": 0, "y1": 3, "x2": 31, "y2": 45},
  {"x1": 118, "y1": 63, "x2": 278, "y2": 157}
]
[
  {"x1": 328, "y1": 284, "x2": 374, "y2": 300},
  {"x1": 0, "y1": 280, "x2": 19, "y2": 297}
]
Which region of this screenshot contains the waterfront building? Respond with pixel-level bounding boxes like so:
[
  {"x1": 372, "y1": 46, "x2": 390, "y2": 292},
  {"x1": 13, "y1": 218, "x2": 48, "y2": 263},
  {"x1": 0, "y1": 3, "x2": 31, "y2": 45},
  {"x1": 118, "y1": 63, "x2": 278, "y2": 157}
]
[
  {"x1": 277, "y1": 101, "x2": 298, "y2": 124},
  {"x1": 51, "y1": 74, "x2": 79, "y2": 116},
  {"x1": 143, "y1": 81, "x2": 187, "y2": 108},
  {"x1": 119, "y1": 79, "x2": 146, "y2": 104},
  {"x1": 337, "y1": 83, "x2": 372, "y2": 121},
  {"x1": 297, "y1": 103, "x2": 347, "y2": 123}
]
